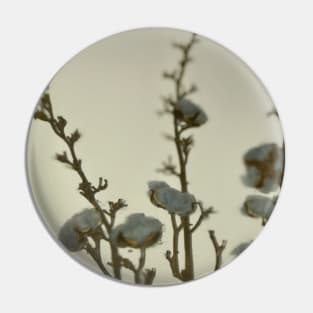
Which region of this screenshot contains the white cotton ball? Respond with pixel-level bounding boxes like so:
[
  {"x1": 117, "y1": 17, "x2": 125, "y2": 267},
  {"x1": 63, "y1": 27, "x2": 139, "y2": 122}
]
[
  {"x1": 242, "y1": 166, "x2": 262, "y2": 188},
  {"x1": 72, "y1": 208, "x2": 101, "y2": 232},
  {"x1": 242, "y1": 143, "x2": 284, "y2": 193},
  {"x1": 176, "y1": 99, "x2": 208, "y2": 126},
  {"x1": 58, "y1": 208, "x2": 101, "y2": 251},
  {"x1": 244, "y1": 195, "x2": 276, "y2": 220},
  {"x1": 153, "y1": 186, "x2": 196, "y2": 216},
  {"x1": 112, "y1": 213, "x2": 163, "y2": 248},
  {"x1": 148, "y1": 181, "x2": 170, "y2": 191},
  {"x1": 58, "y1": 220, "x2": 83, "y2": 252}
]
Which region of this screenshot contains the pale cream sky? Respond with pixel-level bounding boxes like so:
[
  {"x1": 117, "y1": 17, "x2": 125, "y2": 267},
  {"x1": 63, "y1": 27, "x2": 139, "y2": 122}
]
[{"x1": 27, "y1": 28, "x2": 284, "y2": 285}]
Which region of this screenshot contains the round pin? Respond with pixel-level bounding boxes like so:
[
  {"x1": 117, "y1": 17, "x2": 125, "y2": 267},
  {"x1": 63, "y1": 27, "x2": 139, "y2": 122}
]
[{"x1": 26, "y1": 28, "x2": 285, "y2": 286}]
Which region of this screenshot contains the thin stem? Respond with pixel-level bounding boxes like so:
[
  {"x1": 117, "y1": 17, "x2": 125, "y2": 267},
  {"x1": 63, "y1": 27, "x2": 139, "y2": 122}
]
[
  {"x1": 35, "y1": 93, "x2": 123, "y2": 279},
  {"x1": 120, "y1": 248, "x2": 154, "y2": 285},
  {"x1": 85, "y1": 242, "x2": 110, "y2": 276},
  {"x1": 191, "y1": 214, "x2": 204, "y2": 234},
  {"x1": 209, "y1": 230, "x2": 227, "y2": 271},
  {"x1": 43, "y1": 96, "x2": 110, "y2": 229},
  {"x1": 159, "y1": 34, "x2": 198, "y2": 281},
  {"x1": 110, "y1": 243, "x2": 121, "y2": 279},
  {"x1": 171, "y1": 214, "x2": 181, "y2": 275},
  {"x1": 181, "y1": 216, "x2": 193, "y2": 280},
  {"x1": 171, "y1": 34, "x2": 197, "y2": 281},
  {"x1": 173, "y1": 115, "x2": 188, "y2": 192},
  {"x1": 134, "y1": 248, "x2": 146, "y2": 284},
  {"x1": 166, "y1": 214, "x2": 183, "y2": 279},
  {"x1": 191, "y1": 203, "x2": 214, "y2": 233},
  {"x1": 144, "y1": 268, "x2": 156, "y2": 285},
  {"x1": 175, "y1": 34, "x2": 198, "y2": 101}
]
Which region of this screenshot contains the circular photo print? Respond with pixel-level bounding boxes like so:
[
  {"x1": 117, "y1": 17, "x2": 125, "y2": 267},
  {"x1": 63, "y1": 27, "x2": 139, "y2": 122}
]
[{"x1": 26, "y1": 28, "x2": 284, "y2": 286}]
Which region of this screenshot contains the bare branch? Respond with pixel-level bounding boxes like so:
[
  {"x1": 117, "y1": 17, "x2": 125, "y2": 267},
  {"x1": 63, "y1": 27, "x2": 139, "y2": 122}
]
[
  {"x1": 121, "y1": 248, "x2": 155, "y2": 285},
  {"x1": 209, "y1": 230, "x2": 227, "y2": 271},
  {"x1": 165, "y1": 214, "x2": 183, "y2": 280},
  {"x1": 34, "y1": 91, "x2": 110, "y2": 228},
  {"x1": 34, "y1": 90, "x2": 124, "y2": 280},
  {"x1": 180, "y1": 84, "x2": 198, "y2": 98},
  {"x1": 84, "y1": 241, "x2": 111, "y2": 276},
  {"x1": 55, "y1": 151, "x2": 72, "y2": 167},
  {"x1": 163, "y1": 70, "x2": 178, "y2": 81},
  {"x1": 191, "y1": 202, "x2": 215, "y2": 233},
  {"x1": 180, "y1": 135, "x2": 194, "y2": 165},
  {"x1": 157, "y1": 155, "x2": 180, "y2": 177},
  {"x1": 165, "y1": 250, "x2": 181, "y2": 279},
  {"x1": 108, "y1": 199, "x2": 128, "y2": 227},
  {"x1": 91, "y1": 177, "x2": 108, "y2": 194},
  {"x1": 144, "y1": 268, "x2": 156, "y2": 284},
  {"x1": 68, "y1": 129, "x2": 81, "y2": 145},
  {"x1": 159, "y1": 33, "x2": 199, "y2": 281}
]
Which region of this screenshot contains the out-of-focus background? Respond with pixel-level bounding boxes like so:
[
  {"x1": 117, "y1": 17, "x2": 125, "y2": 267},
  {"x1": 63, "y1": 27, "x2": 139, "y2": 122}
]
[{"x1": 27, "y1": 28, "x2": 283, "y2": 285}]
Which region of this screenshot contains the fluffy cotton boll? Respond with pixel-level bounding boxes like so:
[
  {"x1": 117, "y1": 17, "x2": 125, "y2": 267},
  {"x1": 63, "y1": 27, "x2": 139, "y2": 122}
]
[
  {"x1": 71, "y1": 209, "x2": 101, "y2": 233},
  {"x1": 242, "y1": 143, "x2": 284, "y2": 193},
  {"x1": 147, "y1": 181, "x2": 170, "y2": 199},
  {"x1": 242, "y1": 167, "x2": 262, "y2": 189},
  {"x1": 243, "y1": 195, "x2": 276, "y2": 220},
  {"x1": 262, "y1": 177, "x2": 279, "y2": 194},
  {"x1": 58, "y1": 220, "x2": 84, "y2": 252},
  {"x1": 244, "y1": 143, "x2": 277, "y2": 161},
  {"x1": 231, "y1": 241, "x2": 253, "y2": 256},
  {"x1": 153, "y1": 189, "x2": 196, "y2": 216},
  {"x1": 175, "y1": 99, "x2": 208, "y2": 126},
  {"x1": 111, "y1": 214, "x2": 162, "y2": 249},
  {"x1": 148, "y1": 181, "x2": 170, "y2": 191},
  {"x1": 155, "y1": 187, "x2": 196, "y2": 216},
  {"x1": 58, "y1": 208, "x2": 101, "y2": 251},
  {"x1": 121, "y1": 214, "x2": 162, "y2": 246},
  {"x1": 148, "y1": 181, "x2": 196, "y2": 215}
]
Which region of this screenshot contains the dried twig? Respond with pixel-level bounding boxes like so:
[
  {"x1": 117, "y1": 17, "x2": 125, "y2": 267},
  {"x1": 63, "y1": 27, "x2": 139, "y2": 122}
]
[
  {"x1": 35, "y1": 93, "x2": 109, "y2": 227},
  {"x1": 160, "y1": 34, "x2": 199, "y2": 281},
  {"x1": 209, "y1": 230, "x2": 227, "y2": 270},
  {"x1": 191, "y1": 202, "x2": 215, "y2": 233},
  {"x1": 165, "y1": 214, "x2": 183, "y2": 280},
  {"x1": 120, "y1": 248, "x2": 155, "y2": 284},
  {"x1": 157, "y1": 155, "x2": 180, "y2": 177},
  {"x1": 84, "y1": 241, "x2": 110, "y2": 276},
  {"x1": 34, "y1": 91, "x2": 124, "y2": 278}
]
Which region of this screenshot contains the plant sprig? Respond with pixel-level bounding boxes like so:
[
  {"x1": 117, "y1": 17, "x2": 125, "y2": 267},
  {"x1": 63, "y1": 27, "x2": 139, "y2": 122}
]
[
  {"x1": 158, "y1": 33, "x2": 227, "y2": 281},
  {"x1": 35, "y1": 91, "x2": 125, "y2": 278},
  {"x1": 35, "y1": 91, "x2": 160, "y2": 285}
]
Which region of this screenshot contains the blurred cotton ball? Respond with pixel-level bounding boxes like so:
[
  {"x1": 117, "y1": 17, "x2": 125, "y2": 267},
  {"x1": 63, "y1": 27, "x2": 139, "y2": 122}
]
[
  {"x1": 71, "y1": 209, "x2": 101, "y2": 232},
  {"x1": 175, "y1": 99, "x2": 208, "y2": 126},
  {"x1": 58, "y1": 208, "x2": 101, "y2": 251},
  {"x1": 242, "y1": 143, "x2": 284, "y2": 193},
  {"x1": 243, "y1": 195, "x2": 277, "y2": 221},
  {"x1": 148, "y1": 181, "x2": 196, "y2": 216},
  {"x1": 111, "y1": 213, "x2": 162, "y2": 248},
  {"x1": 231, "y1": 241, "x2": 253, "y2": 256},
  {"x1": 148, "y1": 181, "x2": 170, "y2": 190}
]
